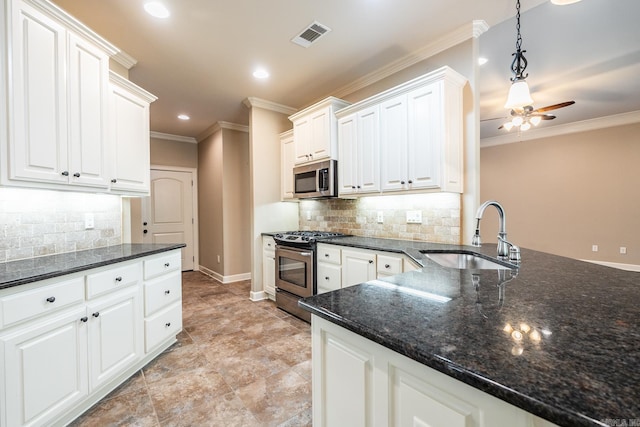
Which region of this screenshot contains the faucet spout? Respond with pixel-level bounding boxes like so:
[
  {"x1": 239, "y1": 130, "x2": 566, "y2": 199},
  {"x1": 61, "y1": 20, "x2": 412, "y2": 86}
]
[{"x1": 472, "y1": 200, "x2": 511, "y2": 259}]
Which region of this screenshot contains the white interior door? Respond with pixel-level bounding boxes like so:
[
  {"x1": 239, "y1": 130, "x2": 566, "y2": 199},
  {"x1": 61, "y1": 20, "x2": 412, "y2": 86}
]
[{"x1": 142, "y1": 169, "x2": 195, "y2": 270}]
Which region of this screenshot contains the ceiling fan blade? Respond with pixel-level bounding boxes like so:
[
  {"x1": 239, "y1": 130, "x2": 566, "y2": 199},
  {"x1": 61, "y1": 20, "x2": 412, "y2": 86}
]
[
  {"x1": 534, "y1": 101, "x2": 575, "y2": 113},
  {"x1": 539, "y1": 114, "x2": 556, "y2": 120},
  {"x1": 481, "y1": 117, "x2": 508, "y2": 122},
  {"x1": 497, "y1": 124, "x2": 504, "y2": 130}
]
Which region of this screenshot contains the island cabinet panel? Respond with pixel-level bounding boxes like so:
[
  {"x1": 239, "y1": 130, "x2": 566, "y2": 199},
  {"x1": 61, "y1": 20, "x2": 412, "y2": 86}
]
[
  {"x1": 312, "y1": 316, "x2": 561, "y2": 427},
  {"x1": 320, "y1": 331, "x2": 376, "y2": 427},
  {"x1": 262, "y1": 236, "x2": 276, "y2": 297}
]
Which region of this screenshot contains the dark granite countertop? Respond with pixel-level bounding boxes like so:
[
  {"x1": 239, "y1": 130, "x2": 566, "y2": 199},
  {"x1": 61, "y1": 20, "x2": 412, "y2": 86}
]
[
  {"x1": 300, "y1": 240, "x2": 640, "y2": 427},
  {"x1": 0, "y1": 243, "x2": 186, "y2": 290}
]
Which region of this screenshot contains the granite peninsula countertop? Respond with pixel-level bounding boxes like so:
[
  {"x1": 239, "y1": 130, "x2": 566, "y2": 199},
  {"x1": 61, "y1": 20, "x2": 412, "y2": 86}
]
[
  {"x1": 0, "y1": 243, "x2": 186, "y2": 290},
  {"x1": 300, "y1": 237, "x2": 640, "y2": 427}
]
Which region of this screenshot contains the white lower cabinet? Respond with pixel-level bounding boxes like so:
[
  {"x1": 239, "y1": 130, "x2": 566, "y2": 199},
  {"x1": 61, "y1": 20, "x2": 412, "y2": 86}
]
[
  {"x1": 262, "y1": 236, "x2": 276, "y2": 297},
  {"x1": 312, "y1": 316, "x2": 560, "y2": 427},
  {"x1": 316, "y1": 244, "x2": 421, "y2": 294},
  {"x1": 87, "y1": 286, "x2": 142, "y2": 390},
  {"x1": 0, "y1": 249, "x2": 182, "y2": 427},
  {"x1": 0, "y1": 306, "x2": 88, "y2": 427}
]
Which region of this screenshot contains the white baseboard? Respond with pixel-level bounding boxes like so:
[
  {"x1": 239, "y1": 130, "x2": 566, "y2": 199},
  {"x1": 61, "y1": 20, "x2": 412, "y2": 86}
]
[
  {"x1": 250, "y1": 290, "x2": 268, "y2": 301},
  {"x1": 581, "y1": 259, "x2": 640, "y2": 272},
  {"x1": 198, "y1": 265, "x2": 252, "y2": 283}
]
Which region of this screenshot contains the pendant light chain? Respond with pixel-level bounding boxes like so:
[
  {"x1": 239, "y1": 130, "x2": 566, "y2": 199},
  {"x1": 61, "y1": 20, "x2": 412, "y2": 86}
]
[{"x1": 510, "y1": 0, "x2": 529, "y2": 82}]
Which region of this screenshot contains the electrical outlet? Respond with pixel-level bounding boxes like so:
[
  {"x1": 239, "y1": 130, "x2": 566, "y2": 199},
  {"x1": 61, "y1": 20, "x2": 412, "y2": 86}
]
[
  {"x1": 406, "y1": 210, "x2": 422, "y2": 224},
  {"x1": 306, "y1": 211, "x2": 311, "y2": 220},
  {"x1": 620, "y1": 247, "x2": 627, "y2": 255},
  {"x1": 591, "y1": 245, "x2": 598, "y2": 252},
  {"x1": 377, "y1": 211, "x2": 384, "y2": 224},
  {"x1": 217, "y1": 255, "x2": 221, "y2": 263},
  {"x1": 84, "y1": 213, "x2": 94, "y2": 229}
]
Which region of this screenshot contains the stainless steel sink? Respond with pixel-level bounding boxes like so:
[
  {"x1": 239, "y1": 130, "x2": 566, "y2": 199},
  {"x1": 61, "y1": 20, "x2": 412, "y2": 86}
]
[{"x1": 423, "y1": 252, "x2": 516, "y2": 270}]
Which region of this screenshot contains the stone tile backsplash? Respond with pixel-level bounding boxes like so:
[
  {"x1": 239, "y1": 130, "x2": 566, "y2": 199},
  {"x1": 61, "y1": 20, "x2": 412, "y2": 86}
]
[
  {"x1": 0, "y1": 188, "x2": 122, "y2": 262},
  {"x1": 299, "y1": 193, "x2": 461, "y2": 244}
]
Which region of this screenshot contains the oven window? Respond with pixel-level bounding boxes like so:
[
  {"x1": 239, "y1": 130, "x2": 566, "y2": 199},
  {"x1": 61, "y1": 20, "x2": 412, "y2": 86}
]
[
  {"x1": 295, "y1": 171, "x2": 316, "y2": 194},
  {"x1": 279, "y1": 257, "x2": 307, "y2": 288}
]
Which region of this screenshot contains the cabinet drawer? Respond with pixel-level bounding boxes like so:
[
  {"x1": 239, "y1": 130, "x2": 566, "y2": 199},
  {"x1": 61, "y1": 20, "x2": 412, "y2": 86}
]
[
  {"x1": 318, "y1": 245, "x2": 341, "y2": 265},
  {"x1": 317, "y1": 263, "x2": 341, "y2": 294},
  {"x1": 0, "y1": 277, "x2": 85, "y2": 329},
  {"x1": 263, "y1": 236, "x2": 276, "y2": 252},
  {"x1": 145, "y1": 301, "x2": 182, "y2": 353},
  {"x1": 144, "y1": 251, "x2": 181, "y2": 280},
  {"x1": 377, "y1": 255, "x2": 403, "y2": 275},
  {"x1": 86, "y1": 262, "x2": 142, "y2": 299},
  {"x1": 144, "y1": 271, "x2": 182, "y2": 316}
]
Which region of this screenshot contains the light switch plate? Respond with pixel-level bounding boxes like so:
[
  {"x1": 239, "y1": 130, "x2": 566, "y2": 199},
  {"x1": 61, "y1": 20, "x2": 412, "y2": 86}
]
[
  {"x1": 406, "y1": 210, "x2": 422, "y2": 224},
  {"x1": 377, "y1": 211, "x2": 384, "y2": 223},
  {"x1": 84, "y1": 213, "x2": 94, "y2": 229}
]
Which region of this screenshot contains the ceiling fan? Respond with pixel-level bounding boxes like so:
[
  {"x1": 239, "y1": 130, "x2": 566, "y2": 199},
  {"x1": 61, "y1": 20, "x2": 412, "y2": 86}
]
[{"x1": 483, "y1": 101, "x2": 576, "y2": 131}]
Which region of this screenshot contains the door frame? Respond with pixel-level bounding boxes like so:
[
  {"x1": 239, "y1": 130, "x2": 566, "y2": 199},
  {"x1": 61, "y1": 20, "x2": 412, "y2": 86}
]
[{"x1": 149, "y1": 165, "x2": 200, "y2": 271}]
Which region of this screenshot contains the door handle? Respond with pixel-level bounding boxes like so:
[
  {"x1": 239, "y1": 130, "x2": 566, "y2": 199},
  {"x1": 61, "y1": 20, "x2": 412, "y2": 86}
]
[
  {"x1": 143, "y1": 230, "x2": 148, "y2": 234},
  {"x1": 143, "y1": 222, "x2": 148, "y2": 226}
]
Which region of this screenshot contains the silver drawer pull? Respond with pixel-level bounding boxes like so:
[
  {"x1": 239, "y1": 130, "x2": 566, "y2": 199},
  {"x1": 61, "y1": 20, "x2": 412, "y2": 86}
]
[
  {"x1": 165, "y1": 290, "x2": 171, "y2": 295},
  {"x1": 115, "y1": 276, "x2": 123, "y2": 282},
  {"x1": 46, "y1": 296, "x2": 56, "y2": 303}
]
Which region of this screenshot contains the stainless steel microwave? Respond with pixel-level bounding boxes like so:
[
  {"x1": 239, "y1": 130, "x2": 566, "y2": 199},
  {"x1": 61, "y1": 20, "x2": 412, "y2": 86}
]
[{"x1": 293, "y1": 159, "x2": 338, "y2": 199}]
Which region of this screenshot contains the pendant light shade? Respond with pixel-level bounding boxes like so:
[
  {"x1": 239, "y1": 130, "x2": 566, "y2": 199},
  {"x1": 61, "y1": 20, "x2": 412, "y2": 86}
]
[{"x1": 504, "y1": 79, "x2": 533, "y2": 110}]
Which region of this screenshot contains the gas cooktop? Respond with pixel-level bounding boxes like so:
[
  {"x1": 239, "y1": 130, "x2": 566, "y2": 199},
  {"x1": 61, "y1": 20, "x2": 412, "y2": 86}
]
[{"x1": 274, "y1": 231, "x2": 348, "y2": 245}]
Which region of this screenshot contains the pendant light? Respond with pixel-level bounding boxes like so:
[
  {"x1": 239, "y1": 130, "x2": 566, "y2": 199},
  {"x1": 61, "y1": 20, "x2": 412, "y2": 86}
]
[{"x1": 504, "y1": 0, "x2": 533, "y2": 110}]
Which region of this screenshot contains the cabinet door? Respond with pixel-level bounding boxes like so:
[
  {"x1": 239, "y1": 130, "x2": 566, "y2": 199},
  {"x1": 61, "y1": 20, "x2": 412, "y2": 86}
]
[
  {"x1": 407, "y1": 83, "x2": 442, "y2": 190},
  {"x1": 309, "y1": 108, "x2": 331, "y2": 161},
  {"x1": 317, "y1": 263, "x2": 341, "y2": 294},
  {"x1": 281, "y1": 131, "x2": 296, "y2": 199},
  {"x1": 8, "y1": 0, "x2": 69, "y2": 184},
  {"x1": 341, "y1": 249, "x2": 376, "y2": 288},
  {"x1": 0, "y1": 306, "x2": 88, "y2": 427},
  {"x1": 67, "y1": 33, "x2": 110, "y2": 189},
  {"x1": 87, "y1": 286, "x2": 142, "y2": 391},
  {"x1": 263, "y1": 252, "x2": 276, "y2": 296},
  {"x1": 109, "y1": 82, "x2": 151, "y2": 193},
  {"x1": 379, "y1": 95, "x2": 408, "y2": 192},
  {"x1": 337, "y1": 114, "x2": 358, "y2": 195},
  {"x1": 293, "y1": 118, "x2": 311, "y2": 164},
  {"x1": 357, "y1": 106, "x2": 380, "y2": 194}
]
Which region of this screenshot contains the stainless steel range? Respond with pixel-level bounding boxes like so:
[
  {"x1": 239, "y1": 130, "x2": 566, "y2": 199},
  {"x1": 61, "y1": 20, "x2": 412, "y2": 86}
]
[{"x1": 274, "y1": 231, "x2": 347, "y2": 322}]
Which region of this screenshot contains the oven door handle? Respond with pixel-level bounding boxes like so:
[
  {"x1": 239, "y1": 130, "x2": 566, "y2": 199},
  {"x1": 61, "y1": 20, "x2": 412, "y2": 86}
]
[{"x1": 299, "y1": 252, "x2": 312, "y2": 257}]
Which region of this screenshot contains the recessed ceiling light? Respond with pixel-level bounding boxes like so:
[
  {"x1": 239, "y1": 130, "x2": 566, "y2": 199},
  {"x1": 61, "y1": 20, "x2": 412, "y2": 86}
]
[
  {"x1": 144, "y1": 2, "x2": 170, "y2": 18},
  {"x1": 478, "y1": 57, "x2": 488, "y2": 66},
  {"x1": 177, "y1": 114, "x2": 190, "y2": 120},
  {"x1": 253, "y1": 68, "x2": 269, "y2": 79}
]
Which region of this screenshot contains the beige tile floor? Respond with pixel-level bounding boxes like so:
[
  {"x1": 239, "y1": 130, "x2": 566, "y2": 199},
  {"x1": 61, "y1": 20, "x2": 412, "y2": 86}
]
[{"x1": 70, "y1": 271, "x2": 312, "y2": 427}]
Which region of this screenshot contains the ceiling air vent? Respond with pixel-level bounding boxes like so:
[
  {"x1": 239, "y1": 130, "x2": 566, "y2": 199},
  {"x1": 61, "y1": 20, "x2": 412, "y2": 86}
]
[{"x1": 291, "y1": 21, "x2": 331, "y2": 48}]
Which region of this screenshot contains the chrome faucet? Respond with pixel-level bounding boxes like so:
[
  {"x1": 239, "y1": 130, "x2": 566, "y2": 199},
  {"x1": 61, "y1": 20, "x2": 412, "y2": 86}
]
[{"x1": 471, "y1": 200, "x2": 521, "y2": 263}]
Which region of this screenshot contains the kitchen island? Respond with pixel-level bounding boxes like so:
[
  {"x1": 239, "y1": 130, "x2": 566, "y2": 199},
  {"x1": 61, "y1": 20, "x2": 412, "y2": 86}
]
[{"x1": 300, "y1": 239, "x2": 639, "y2": 427}]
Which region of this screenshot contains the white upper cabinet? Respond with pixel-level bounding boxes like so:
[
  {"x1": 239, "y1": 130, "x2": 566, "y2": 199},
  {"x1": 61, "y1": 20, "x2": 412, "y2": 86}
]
[
  {"x1": 6, "y1": 0, "x2": 70, "y2": 185},
  {"x1": 0, "y1": 0, "x2": 156, "y2": 194},
  {"x1": 280, "y1": 130, "x2": 296, "y2": 200},
  {"x1": 108, "y1": 72, "x2": 156, "y2": 194},
  {"x1": 337, "y1": 66, "x2": 467, "y2": 196},
  {"x1": 289, "y1": 97, "x2": 350, "y2": 165},
  {"x1": 338, "y1": 106, "x2": 380, "y2": 196}
]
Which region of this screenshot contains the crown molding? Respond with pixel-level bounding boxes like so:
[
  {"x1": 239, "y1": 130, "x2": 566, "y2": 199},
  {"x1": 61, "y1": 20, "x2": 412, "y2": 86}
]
[
  {"x1": 332, "y1": 20, "x2": 488, "y2": 99},
  {"x1": 197, "y1": 121, "x2": 249, "y2": 142},
  {"x1": 108, "y1": 71, "x2": 157, "y2": 102},
  {"x1": 112, "y1": 49, "x2": 138, "y2": 70},
  {"x1": 150, "y1": 132, "x2": 197, "y2": 144},
  {"x1": 242, "y1": 97, "x2": 298, "y2": 115},
  {"x1": 480, "y1": 110, "x2": 640, "y2": 148}
]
